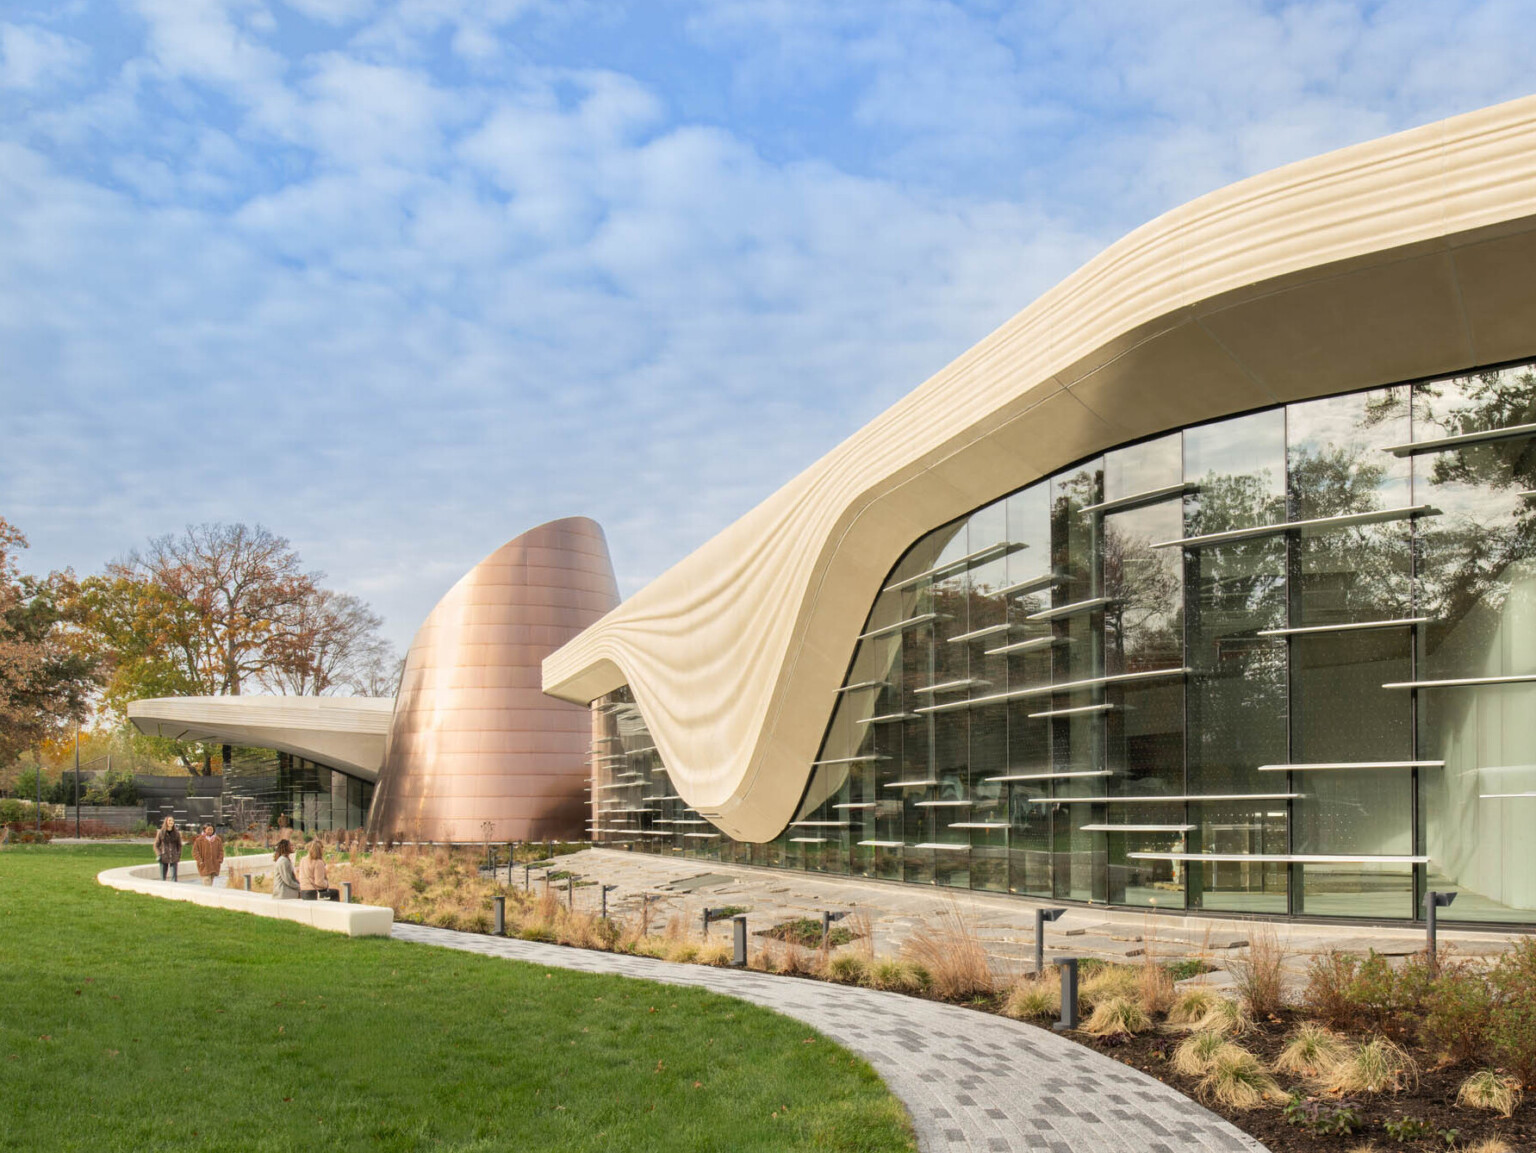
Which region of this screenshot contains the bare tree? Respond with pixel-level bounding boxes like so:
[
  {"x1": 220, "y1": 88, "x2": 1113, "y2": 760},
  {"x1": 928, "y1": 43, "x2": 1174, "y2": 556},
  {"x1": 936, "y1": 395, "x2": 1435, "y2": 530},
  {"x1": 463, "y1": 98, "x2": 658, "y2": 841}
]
[{"x1": 265, "y1": 588, "x2": 395, "y2": 696}]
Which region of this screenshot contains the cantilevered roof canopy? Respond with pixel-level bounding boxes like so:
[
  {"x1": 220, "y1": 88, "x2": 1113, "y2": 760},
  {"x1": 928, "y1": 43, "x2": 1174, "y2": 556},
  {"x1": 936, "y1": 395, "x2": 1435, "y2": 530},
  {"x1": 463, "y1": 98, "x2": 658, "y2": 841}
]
[{"x1": 128, "y1": 696, "x2": 393, "y2": 782}]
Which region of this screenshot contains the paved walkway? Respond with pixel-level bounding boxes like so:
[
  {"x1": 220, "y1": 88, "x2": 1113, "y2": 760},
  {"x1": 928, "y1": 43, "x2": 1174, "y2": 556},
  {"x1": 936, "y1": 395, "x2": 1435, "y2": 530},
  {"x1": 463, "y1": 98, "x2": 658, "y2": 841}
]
[{"x1": 393, "y1": 922, "x2": 1266, "y2": 1153}]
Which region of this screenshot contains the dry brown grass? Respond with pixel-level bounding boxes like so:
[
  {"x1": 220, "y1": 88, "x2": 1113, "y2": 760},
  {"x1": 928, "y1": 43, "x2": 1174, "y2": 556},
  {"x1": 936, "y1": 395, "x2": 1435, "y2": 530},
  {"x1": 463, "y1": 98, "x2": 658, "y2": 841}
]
[
  {"x1": 1196, "y1": 1043, "x2": 1284, "y2": 1111},
  {"x1": 1192, "y1": 996, "x2": 1254, "y2": 1037},
  {"x1": 1171, "y1": 1030, "x2": 1228, "y2": 1077},
  {"x1": 1166, "y1": 986, "x2": 1220, "y2": 1027},
  {"x1": 1464, "y1": 1139, "x2": 1513, "y2": 1153},
  {"x1": 901, "y1": 906, "x2": 995, "y2": 1000},
  {"x1": 1002, "y1": 976, "x2": 1060, "y2": 1021},
  {"x1": 1330, "y1": 1037, "x2": 1418, "y2": 1095},
  {"x1": 1079, "y1": 963, "x2": 1138, "y2": 1008},
  {"x1": 1227, "y1": 925, "x2": 1288, "y2": 1019},
  {"x1": 1273, "y1": 1022, "x2": 1349, "y2": 1079},
  {"x1": 1080, "y1": 995, "x2": 1151, "y2": 1037},
  {"x1": 1457, "y1": 1070, "x2": 1522, "y2": 1117}
]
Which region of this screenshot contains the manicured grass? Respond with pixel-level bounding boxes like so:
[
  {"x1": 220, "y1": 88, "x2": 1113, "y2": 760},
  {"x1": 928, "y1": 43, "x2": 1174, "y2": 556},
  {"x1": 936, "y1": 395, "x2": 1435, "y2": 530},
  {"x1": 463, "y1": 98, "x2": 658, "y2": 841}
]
[{"x1": 0, "y1": 846, "x2": 915, "y2": 1152}]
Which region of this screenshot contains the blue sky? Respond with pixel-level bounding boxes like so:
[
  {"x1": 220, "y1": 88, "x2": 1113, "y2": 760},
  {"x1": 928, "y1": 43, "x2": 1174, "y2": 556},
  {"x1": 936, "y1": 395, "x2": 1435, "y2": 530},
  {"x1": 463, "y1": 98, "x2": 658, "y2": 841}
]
[{"x1": 3, "y1": 0, "x2": 1535, "y2": 653}]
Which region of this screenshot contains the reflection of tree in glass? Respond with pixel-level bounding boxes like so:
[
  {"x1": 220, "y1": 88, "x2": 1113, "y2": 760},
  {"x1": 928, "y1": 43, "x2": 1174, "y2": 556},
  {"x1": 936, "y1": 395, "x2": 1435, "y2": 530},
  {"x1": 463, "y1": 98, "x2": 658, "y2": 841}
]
[
  {"x1": 1051, "y1": 469, "x2": 1099, "y2": 596},
  {"x1": 1416, "y1": 369, "x2": 1536, "y2": 490},
  {"x1": 1413, "y1": 371, "x2": 1536, "y2": 645},
  {"x1": 1287, "y1": 443, "x2": 1411, "y2": 623},
  {"x1": 1103, "y1": 521, "x2": 1181, "y2": 673},
  {"x1": 1185, "y1": 473, "x2": 1286, "y2": 636}
]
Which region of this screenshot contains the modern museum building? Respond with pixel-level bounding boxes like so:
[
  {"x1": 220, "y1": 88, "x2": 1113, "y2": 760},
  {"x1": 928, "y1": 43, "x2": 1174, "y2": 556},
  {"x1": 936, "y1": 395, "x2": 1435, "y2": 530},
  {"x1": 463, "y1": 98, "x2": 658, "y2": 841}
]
[
  {"x1": 133, "y1": 96, "x2": 1536, "y2": 928},
  {"x1": 544, "y1": 96, "x2": 1536, "y2": 927}
]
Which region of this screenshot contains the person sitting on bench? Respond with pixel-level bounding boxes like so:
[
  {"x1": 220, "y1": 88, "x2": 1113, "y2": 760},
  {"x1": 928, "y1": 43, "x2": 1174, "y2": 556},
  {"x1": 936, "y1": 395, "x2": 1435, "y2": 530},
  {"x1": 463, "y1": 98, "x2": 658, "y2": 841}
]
[{"x1": 297, "y1": 838, "x2": 340, "y2": 901}]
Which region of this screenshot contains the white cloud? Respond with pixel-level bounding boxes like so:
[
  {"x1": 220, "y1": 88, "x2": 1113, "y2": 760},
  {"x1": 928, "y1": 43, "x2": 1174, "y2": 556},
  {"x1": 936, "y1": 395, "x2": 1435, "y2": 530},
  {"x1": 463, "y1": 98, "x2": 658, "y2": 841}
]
[
  {"x1": 0, "y1": 23, "x2": 90, "y2": 89},
  {"x1": 4, "y1": 0, "x2": 1536, "y2": 650}
]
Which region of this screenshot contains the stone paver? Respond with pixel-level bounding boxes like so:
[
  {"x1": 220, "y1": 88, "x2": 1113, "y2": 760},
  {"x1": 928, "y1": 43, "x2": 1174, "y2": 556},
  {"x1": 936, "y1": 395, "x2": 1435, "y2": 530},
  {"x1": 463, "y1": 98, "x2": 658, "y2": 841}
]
[
  {"x1": 393, "y1": 922, "x2": 1268, "y2": 1153},
  {"x1": 522, "y1": 849, "x2": 1518, "y2": 980}
]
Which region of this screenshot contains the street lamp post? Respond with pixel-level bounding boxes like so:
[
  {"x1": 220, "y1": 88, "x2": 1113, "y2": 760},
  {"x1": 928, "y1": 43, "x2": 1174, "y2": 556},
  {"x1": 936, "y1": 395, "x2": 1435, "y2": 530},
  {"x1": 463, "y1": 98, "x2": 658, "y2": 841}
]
[{"x1": 74, "y1": 726, "x2": 81, "y2": 839}]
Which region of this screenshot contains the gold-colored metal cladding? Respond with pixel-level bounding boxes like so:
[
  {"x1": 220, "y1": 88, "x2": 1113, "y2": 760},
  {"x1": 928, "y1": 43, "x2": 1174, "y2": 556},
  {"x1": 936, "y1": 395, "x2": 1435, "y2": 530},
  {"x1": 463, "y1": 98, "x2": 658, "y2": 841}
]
[{"x1": 368, "y1": 517, "x2": 619, "y2": 843}]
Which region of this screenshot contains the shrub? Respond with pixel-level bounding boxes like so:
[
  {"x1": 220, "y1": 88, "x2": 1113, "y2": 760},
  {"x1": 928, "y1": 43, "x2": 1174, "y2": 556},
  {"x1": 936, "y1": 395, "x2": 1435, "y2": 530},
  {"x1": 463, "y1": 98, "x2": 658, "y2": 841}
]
[
  {"x1": 1457, "y1": 1070, "x2": 1521, "y2": 1117},
  {"x1": 1196, "y1": 1043, "x2": 1283, "y2": 1110},
  {"x1": 1003, "y1": 978, "x2": 1059, "y2": 1021},
  {"x1": 1227, "y1": 925, "x2": 1288, "y2": 1019},
  {"x1": 1331, "y1": 1037, "x2": 1417, "y2": 1095},
  {"x1": 1167, "y1": 986, "x2": 1220, "y2": 1027},
  {"x1": 1282, "y1": 1092, "x2": 1363, "y2": 1136},
  {"x1": 1274, "y1": 1022, "x2": 1349, "y2": 1079},
  {"x1": 1347, "y1": 951, "x2": 1412, "y2": 1034},
  {"x1": 1488, "y1": 937, "x2": 1536, "y2": 1086},
  {"x1": 1305, "y1": 950, "x2": 1361, "y2": 1030},
  {"x1": 1171, "y1": 1030, "x2": 1228, "y2": 1078},
  {"x1": 1420, "y1": 959, "x2": 1494, "y2": 1065}
]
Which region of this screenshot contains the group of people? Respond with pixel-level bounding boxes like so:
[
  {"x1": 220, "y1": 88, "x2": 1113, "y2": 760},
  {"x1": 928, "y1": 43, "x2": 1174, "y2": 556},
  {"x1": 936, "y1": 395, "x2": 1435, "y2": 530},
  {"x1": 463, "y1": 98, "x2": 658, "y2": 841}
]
[{"x1": 153, "y1": 816, "x2": 339, "y2": 900}]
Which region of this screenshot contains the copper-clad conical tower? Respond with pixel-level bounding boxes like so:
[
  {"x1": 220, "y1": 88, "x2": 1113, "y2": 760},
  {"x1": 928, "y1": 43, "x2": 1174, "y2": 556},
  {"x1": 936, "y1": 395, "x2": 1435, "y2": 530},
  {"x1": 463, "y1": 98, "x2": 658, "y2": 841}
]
[{"x1": 367, "y1": 517, "x2": 619, "y2": 842}]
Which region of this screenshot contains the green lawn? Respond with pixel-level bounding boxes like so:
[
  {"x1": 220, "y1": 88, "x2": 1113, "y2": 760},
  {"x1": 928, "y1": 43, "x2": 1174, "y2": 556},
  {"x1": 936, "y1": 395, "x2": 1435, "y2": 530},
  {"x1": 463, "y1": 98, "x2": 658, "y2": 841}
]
[{"x1": 0, "y1": 845, "x2": 915, "y2": 1153}]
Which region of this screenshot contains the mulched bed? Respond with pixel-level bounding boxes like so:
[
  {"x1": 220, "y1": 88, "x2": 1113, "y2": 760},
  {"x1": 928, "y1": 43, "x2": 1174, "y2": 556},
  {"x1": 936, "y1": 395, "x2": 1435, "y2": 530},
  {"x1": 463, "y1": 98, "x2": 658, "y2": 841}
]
[{"x1": 1082, "y1": 1011, "x2": 1534, "y2": 1152}]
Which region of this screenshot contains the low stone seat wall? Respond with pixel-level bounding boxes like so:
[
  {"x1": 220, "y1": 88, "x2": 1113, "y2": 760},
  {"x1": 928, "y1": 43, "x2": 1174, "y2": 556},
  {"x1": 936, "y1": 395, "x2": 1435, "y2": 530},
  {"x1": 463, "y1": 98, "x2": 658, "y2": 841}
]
[{"x1": 97, "y1": 855, "x2": 393, "y2": 937}]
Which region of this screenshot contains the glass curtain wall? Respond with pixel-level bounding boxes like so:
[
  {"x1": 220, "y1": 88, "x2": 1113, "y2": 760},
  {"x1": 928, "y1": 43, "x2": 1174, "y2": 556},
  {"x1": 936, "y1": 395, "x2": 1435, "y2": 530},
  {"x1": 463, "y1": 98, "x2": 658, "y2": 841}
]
[
  {"x1": 593, "y1": 360, "x2": 1536, "y2": 924},
  {"x1": 222, "y1": 747, "x2": 374, "y2": 834}
]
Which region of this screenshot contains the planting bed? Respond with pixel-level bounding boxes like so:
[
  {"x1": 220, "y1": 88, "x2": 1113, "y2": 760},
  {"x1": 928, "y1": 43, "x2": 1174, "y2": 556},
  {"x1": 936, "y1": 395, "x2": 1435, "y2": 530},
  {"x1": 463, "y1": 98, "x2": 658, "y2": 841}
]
[
  {"x1": 320, "y1": 842, "x2": 1536, "y2": 1153},
  {"x1": 1086, "y1": 1013, "x2": 1533, "y2": 1152}
]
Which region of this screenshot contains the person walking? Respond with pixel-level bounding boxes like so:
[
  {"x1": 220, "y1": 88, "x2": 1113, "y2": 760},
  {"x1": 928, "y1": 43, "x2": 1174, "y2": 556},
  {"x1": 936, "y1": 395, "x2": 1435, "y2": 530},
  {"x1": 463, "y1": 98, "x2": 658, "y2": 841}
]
[
  {"x1": 154, "y1": 817, "x2": 183, "y2": 882},
  {"x1": 192, "y1": 824, "x2": 224, "y2": 886},
  {"x1": 271, "y1": 840, "x2": 300, "y2": 899},
  {"x1": 297, "y1": 839, "x2": 340, "y2": 901}
]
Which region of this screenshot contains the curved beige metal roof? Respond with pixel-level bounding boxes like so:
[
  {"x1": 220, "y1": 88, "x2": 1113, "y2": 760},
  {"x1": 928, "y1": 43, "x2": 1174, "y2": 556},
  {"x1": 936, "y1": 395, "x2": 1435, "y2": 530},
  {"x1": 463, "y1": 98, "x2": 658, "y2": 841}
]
[
  {"x1": 127, "y1": 695, "x2": 394, "y2": 781},
  {"x1": 544, "y1": 94, "x2": 1536, "y2": 841}
]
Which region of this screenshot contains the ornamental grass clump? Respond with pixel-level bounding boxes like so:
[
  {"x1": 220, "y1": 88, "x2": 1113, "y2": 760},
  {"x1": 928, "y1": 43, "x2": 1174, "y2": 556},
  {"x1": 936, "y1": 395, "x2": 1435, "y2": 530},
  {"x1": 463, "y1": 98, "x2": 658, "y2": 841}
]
[
  {"x1": 1193, "y1": 996, "x2": 1253, "y2": 1037},
  {"x1": 696, "y1": 941, "x2": 733, "y2": 968},
  {"x1": 1171, "y1": 1030, "x2": 1229, "y2": 1078},
  {"x1": 1457, "y1": 1070, "x2": 1522, "y2": 1118},
  {"x1": 901, "y1": 908, "x2": 994, "y2": 1000},
  {"x1": 1274, "y1": 1022, "x2": 1350, "y2": 1079},
  {"x1": 1196, "y1": 1044, "x2": 1284, "y2": 1111},
  {"x1": 1166, "y1": 986, "x2": 1220, "y2": 1027},
  {"x1": 1080, "y1": 995, "x2": 1151, "y2": 1037},
  {"x1": 1003, "y1": 978, "x2": 1060, "y2": 1022},
  {"x1": 1227, "y1": 925, "x2": 1288, "y2": 1020},
  {"x1": 868, "y1": 957, "x2": 924, "y2": 993},
  {"x1": 1331, "y1": 1037, "x2": 1418, "y2": 1095},
  {"x1": 1078, "y1": 963, "x2": 1138, "y2": 1008},
  {"x1": 825, "y1": 952, "x2": 868, "y2": 986}
]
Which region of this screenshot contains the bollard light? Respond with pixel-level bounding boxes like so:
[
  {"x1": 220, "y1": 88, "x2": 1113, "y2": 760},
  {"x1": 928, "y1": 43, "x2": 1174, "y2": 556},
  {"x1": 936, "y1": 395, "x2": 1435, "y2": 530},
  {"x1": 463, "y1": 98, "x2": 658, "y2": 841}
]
[
  {"x1": 243, "y1": 874, "x2": 252, "y2": 892},
  {"x1": 1054, "y1": 958, "x2": 1079, "y2": 1032},
  {"x1": 1425, "y1": 890, "x2": 1457, "y2": 969},
  {"x1": 732, "y1": 914, "x2": 748, "y2": 968},
  {"x1": 1035, "y1": 908, "x2": 1067, "y2": 976},
  {"x1": 566, "y1": 877, "x2": 574, "y2": 910},
  {"x1": 342, "y1": 881, "x2": 353, "y2": 904},
  {"x1": 820, "y1": 910, "x2": 848, "y2": 950},
  {"x1": 601, "y1": 883, "x2": 618, "y2": 919},
  {"x1": 493, "y1": 895, "x2": 506, "y2": 936}
]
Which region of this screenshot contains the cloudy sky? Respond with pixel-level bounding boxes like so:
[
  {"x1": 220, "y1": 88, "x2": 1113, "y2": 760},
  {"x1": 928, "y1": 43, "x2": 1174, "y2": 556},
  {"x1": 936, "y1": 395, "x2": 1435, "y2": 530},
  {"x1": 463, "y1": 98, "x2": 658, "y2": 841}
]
[{"x1": 3, "y1": 1, "x2": 1534, "y2": 651}]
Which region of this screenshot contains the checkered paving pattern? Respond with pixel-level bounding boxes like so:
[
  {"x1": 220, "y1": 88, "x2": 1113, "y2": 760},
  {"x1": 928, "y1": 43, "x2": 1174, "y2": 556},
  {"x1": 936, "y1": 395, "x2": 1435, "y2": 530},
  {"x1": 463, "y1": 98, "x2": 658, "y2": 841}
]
[{"x1": 392, "y1": 923, "x2": 1269, "y2": 1153}]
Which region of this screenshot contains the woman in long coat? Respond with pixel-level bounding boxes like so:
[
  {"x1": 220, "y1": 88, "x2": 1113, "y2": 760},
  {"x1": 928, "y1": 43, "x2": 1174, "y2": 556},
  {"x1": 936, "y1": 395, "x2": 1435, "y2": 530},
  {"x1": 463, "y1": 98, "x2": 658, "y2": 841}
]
[
  {"x1": 153, "y1": 817, "x2": 183, "y2": 882},
  {"x1": 271, "y1": 839, "x2": 301, "y2": 900}
]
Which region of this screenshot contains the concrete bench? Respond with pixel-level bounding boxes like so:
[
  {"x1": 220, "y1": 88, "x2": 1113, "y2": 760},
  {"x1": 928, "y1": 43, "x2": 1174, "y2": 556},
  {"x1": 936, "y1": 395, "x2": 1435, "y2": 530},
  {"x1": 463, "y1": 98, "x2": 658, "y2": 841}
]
[{"x1": 97, "y1": 855, "x2": 393, "y2": 937}]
